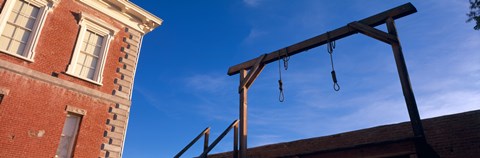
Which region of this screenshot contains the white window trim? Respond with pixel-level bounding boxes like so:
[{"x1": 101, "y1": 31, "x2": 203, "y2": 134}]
[
  {"x1": 0, "y1": 0, "x2": 57, "y2": 61},
  {"x1": 66, "y1": 12, "x2": 118, "y2": 85}
]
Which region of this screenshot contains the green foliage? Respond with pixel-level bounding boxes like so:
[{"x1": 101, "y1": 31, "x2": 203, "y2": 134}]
[{"x1": 467, "y1": 0, "x2": 480, "y2": 30}]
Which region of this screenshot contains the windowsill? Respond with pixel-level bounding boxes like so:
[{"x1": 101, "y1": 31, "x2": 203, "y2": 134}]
[
  {"x1": 65, "y1": 71, "x2": 103, "y2": 86},
  {"x1": 0, "y1": 50, "x2": 34, "y2": 62}
]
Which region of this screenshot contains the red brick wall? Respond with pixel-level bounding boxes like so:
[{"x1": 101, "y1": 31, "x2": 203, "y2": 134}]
[
  {"x1": 0, "y1": 69, "x2": 112, "y2": 157},
  {"x1": 0, "y1": 0, "x2": 130, "y2": 157},
  {"x1": 0, "y1": 0, "x2": 129, "y2": 95},
  {"x1": 210, "y1": 110, "x2": 480, "y2": 158}
]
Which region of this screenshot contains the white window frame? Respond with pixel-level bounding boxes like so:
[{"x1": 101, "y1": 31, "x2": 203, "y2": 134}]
[
  {"x1": 0, "y1": 0, "x2": 56, "y2": 61},
  {"x1": 66, "y1": 12, "x2": 118, "y2": 85}
]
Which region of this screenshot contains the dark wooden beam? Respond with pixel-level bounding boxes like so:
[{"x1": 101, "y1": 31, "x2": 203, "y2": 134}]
[
  {"x1": 348, "y1": 22, "x2": 398, "y2": 44},
  {"x1": 227, "y1": 2, "x2": 417, "y2": 76}
]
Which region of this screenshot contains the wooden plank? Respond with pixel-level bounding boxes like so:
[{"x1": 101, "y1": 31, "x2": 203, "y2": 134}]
[
  {"x1": 227, "y1": 3, "x2": 417, "y2": 76},
  {"x1": 386, "y1": 17, "x2": 432, "y2": 157},
  {"x1": 234, "y1": 124, "x2": 239, "y2": 158},
  {"x1": 199, "y1": 120, "x2": 239, "y2": 158},
  {"x1": 239, "y1": 54, "x2": 266, "y2": 92},
  {"x1": 174, "y1": 127, "x2": 211, "y2": 158},
  {"x1": 239, "y1": 70, "x2": 248, "y2": 158},
  {"x1": 348, "y1": 22, "x2": 398, "y2": 44}
]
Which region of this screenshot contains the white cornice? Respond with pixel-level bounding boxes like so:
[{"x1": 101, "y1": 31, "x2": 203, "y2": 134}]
[{"x1": 76, "y1": 0, "x2": 163, "y2": 35}]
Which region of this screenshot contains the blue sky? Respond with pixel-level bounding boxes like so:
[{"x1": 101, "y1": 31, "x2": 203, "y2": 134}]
[{"x1": 124, "y1": 1, "x2": 480, "y2": 157}]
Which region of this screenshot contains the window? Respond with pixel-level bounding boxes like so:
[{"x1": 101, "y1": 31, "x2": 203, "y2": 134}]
[
  {"x1": 55, "y1": 113, "x2": 82, "y2": 158},
  {"x1": 74, "y1": 30, "x2": 103, "y2": 80},
  {"x1": 66, "y1": 13, "x2": 118, "y2": 85},
  {"x1": 0, "y1": 0, "x2": 54, "y2": 61}
]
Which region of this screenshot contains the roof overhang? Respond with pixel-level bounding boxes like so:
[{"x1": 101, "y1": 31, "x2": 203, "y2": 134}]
[{"x1": 76, "y1": 0, "x2": 163, "y2": 35}]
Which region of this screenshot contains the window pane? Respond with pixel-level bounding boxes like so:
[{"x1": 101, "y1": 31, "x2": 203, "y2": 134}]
[
  {"x1": 26, "y1": 17, "x2": 36, "y2": 29},
  {"x1": 15, "y1": 43, "x2": 26, "y2": 56},
  {"x1": 81, "y1": 41, "x2": 88, "y2": 52},
  {"x1": 8, "y1": 40, "x2": 26, "y2": 55},
  {"x1": 86, "y1": 68, "x2": 95, "y2": 79},
  {"x1": 74, "y1": 30, "x2": 104, "y2": 80},
  {"x1": 0, "y1": 36, "x2": 11, "y2": 50},
  {"x1": 2, "y1": 24, "x2": 16, "y2": 37},
  {"x1": 93, "y1": 46, "x2": 101, "y2": 56},
  {"x1": 15, "y1": 13, "x2": 29, "y2": 28},
  {"x1": 8, "y1": 11, "x2": 19, "y2": 24},
  {"x1": 13, "y1": 28, "x2": 31, "y2": 42},
  {"x1": 85, "y1": 44, "x2": 94, "y2": 55},
  {"x1": 77, "y1": 53, "x2": 86, "y2": 65},
  {"x1": 12, "y1": 0, "x2": 22, "y2": 13},
  {"x1": 89, "y1": 57, "x2": 98, "y2": 68},
  {"x1": 84, "y1": 55, "x2": 93, "y2": 67},
  {"x1": 74, "y1": 64, "x2": 83, "y2": 76},
  {"x1": 90, "y1": 34, "x2": 101, "y2": 46},
  {"x1": 80, "y1": 67, "x2": 89, "y2": 79},
  {"x1": 24, "y1": 4, "x2": 39, "y2": 19}
]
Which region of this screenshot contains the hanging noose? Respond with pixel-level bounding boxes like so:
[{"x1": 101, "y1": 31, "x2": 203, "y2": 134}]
[
  {"x1": 278, "y1": 49, "x2": 290, "y2": 102},
  {"x1": 327, "y1": 32, "x2": 340, "y2": 91}
]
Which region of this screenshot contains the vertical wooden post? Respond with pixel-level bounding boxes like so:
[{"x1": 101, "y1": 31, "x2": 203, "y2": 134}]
[
  {"x1": 386, "y1": 17, "x2": 433, "y2": 157},
  {"x1": 204, "y1": 131, "x2": 209, "y2": 153},
  {"x1": 239, "y1": 69, "x2": 248, "y2": 158},
  {"x1": 233, "y1": 123, "x2": 239, "y2": 158}
]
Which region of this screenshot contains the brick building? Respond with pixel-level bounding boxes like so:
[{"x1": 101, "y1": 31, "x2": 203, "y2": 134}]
[
  {"x1": 0, "y1": 0, "x2": 161, "y2": 157},
  {"x1": 210, "y1": 110, "x2": 480, "y2": 158}
]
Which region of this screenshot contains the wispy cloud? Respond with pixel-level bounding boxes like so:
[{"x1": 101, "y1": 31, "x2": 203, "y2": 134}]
[
  {"x1": 243, "y1": 28, "x2": 268, "y2": 44},
  {"x1": 243, "y1": 0, "x2": 262, "y2": 7},
  {"x1": 185, "y1": 73, "x2": 231, "y2": 94},
  {"x1": 183, "y1": 73, "x2": 238, "y2": 121}
]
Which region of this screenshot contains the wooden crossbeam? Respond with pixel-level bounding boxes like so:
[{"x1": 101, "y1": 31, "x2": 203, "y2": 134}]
[{"x1": 227, "y1": 3, "x2": 416, "y2": 76}]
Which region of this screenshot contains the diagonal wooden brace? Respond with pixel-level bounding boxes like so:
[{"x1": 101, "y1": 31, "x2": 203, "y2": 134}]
[
  {"x1": 348, "y1": 21, "x2": 399, "y2": 44},
  {"x1": 239, "y1": 54, "x2": 267, "y2": 93}
]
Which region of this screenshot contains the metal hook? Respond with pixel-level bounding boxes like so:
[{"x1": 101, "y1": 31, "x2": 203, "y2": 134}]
[{"x1": 283, "y1": 48, "x2": 290, "y2": 70}]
